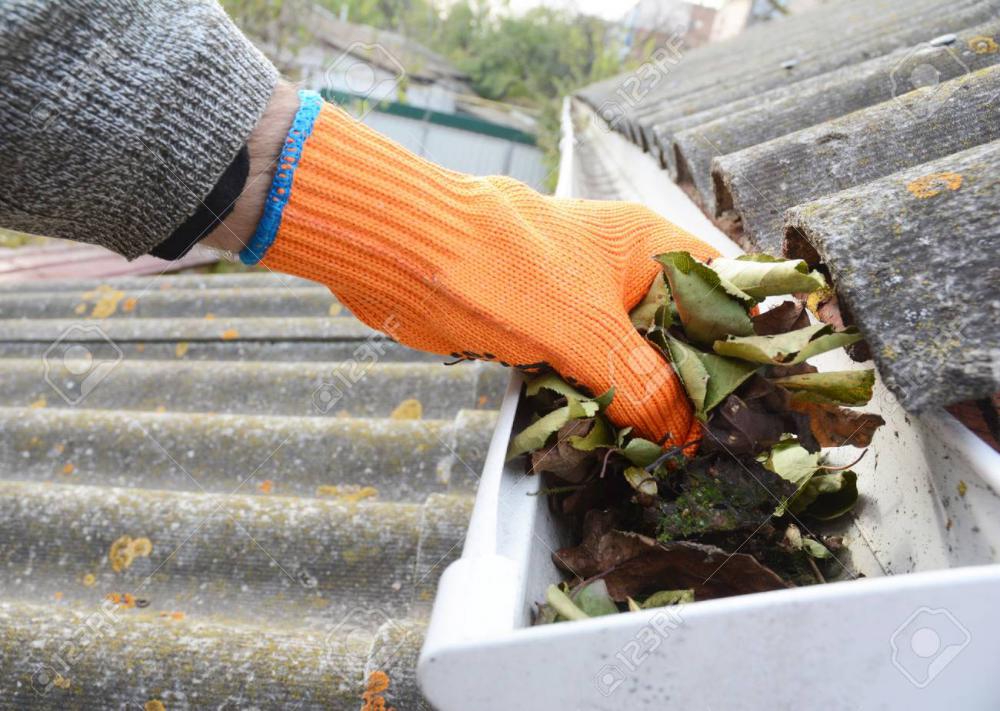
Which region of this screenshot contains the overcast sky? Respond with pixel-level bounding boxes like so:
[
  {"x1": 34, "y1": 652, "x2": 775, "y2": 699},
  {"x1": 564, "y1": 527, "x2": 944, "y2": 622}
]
[{"x1": 503, "y1": 0, "x2": 628, "y2": 21}]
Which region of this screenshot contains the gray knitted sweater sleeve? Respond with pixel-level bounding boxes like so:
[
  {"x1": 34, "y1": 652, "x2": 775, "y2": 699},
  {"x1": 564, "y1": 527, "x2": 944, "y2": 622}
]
[{"x1": 0, "y1": 0, "x2": 278, "y2": 259}]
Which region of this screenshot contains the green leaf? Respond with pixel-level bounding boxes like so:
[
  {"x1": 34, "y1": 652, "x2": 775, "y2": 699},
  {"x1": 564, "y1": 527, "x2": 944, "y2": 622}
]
[
  {"x1": 801, "y1": 538, "x2": 832, "y2": 559},
  {"x1": 641, "y1": 589, "x2": 694, "y2": 607},
  {"x1": 568, "y1": 415, "x2": 614, "y2": 451},
  {"x1": 699, "y1": 351, "x2": 759, "y2": 415},
  {"x1": 573, "y1": 579, "x2": 619, "y2": 617},
  {"x1": 546, "y1": 584, "x2": 589, "y2": 621},
  {"x1": 525, "y1": 374, "x2": 587, "y2": 401},
  {"x1": 593, "y1": 387, "x2": 615, "y2": 410},
  {"x1": 710, "y1": 255, "x2": 827, "y2": 299},
  {"x1": 764, "y1": 438, "x2": 820, "y2": 500},
  {"x1": 772, "y1": 370, "x2": 875, "y2": 406},
  {"x1": 656, "y1": 251, "x2": 754, "y2": 347},
  {"x1": 507, "y1": 400, "x2": 599, "y2": 460},
  {"x1": 664, "y1": 336, "x2": 709, "y2": 416},
  {"x1": 665, "y1": 335, "x2": 758, "y2": 421},
  {"x1": 713, "y1": 323, "x2": 863, "y2": 365},
  {"x1": 792, "y1": 471, "x2": 859, "y2": 520},
  {"x1": 624, "y1": 465, "x2": 659, "y2": 496},
  {"x1": 629, "y1": 274, "x2": 670, "y2": 330},
  {"x1": 622, "y1": 437, "x2": 662, "y2": 467}
]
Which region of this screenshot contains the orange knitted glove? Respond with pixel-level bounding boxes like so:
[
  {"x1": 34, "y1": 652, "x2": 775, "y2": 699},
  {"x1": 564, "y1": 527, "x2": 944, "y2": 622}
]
[{"x1": 242, "y1": 92, "x2": 719, "y2": 446}]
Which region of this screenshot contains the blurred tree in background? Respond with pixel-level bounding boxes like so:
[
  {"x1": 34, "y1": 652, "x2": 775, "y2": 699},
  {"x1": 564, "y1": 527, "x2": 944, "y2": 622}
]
[{"x1": 222, "y1": 0, "x2": 631, "y2": 188}]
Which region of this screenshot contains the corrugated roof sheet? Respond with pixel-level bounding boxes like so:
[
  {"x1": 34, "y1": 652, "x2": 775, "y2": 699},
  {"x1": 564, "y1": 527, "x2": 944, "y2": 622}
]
[
  {"x1": 0, "y1": 271, "x2": 503, "y2": 708},
  {"x1": 576, "y1": 0, "x2": 1000, "y2": 414}
]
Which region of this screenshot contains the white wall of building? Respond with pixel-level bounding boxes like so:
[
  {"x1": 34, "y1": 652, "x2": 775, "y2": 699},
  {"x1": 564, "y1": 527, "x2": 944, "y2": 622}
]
[{"x1": 363, "y1": 112, "x2": 549, "y2": 190}]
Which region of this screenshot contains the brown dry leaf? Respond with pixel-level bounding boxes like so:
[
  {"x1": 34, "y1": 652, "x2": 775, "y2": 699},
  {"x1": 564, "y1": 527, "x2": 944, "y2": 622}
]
[
  {"x1": 704, "y1": 393, "x2": 785, "y2": 455},
  {"x1": 553, "y1": 511, "x2": 788, "y2": 601},
  {"x1": 752, "y1": 300, "x2": 809, "y2": 336},
  {"x1": 529, "y1": 418, "x2": 598, "y2": 482},
  {"x1": 789, "y1": 400, "x2": 884, "y2": 448}
]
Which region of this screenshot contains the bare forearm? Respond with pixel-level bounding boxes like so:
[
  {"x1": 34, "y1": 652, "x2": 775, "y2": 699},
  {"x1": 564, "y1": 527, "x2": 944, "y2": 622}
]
[{"x1": 202, "y1": 81, "x2": 300, "y2": 254}]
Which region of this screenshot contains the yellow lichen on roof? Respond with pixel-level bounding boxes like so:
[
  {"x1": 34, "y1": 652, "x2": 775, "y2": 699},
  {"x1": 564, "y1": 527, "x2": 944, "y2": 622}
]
[
  {"x1": 316, "y1": 484, "x2": 378, "y2": 503},
  {"x1": 968, "y1": 35, "x2": 998, "y2": 54},
  {"x1": 390, "y1": 398, "x2": 422, "y2": 420},
  {"x1": 905, "y1": 171, "x2": 962, "y2": 199},
  {"x1": 361, "y1": 670, "x2": 395, "y2": 711},
  {"x1": 109, "y1": 535, "x2": 153, "y2": 572},
  {"x1": 90, "y1": 287, "x2": 126, "y2": 318}
]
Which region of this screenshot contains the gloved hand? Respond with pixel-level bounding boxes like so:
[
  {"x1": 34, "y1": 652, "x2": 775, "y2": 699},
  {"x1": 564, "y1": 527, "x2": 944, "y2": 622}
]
[{"x1": 245, "y1": 92, "x2": 718, "y2": 447}]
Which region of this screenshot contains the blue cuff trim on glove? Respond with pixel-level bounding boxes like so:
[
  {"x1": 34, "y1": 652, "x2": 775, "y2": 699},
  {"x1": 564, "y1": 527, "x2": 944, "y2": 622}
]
[{"x1": 239, "y1": 90, "x2": 323, "y2": 265}]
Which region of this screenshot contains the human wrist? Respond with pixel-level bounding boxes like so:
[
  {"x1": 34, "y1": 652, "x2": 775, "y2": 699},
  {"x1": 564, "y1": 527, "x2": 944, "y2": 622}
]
[{"x1": 201, "y1": 80, "x2": 300, "y2": 254}]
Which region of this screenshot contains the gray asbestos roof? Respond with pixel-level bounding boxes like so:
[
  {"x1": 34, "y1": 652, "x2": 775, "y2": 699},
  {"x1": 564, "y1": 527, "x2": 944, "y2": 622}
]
[
  {"x1": 0, "y1": 271, "x2": 504, "y2": 708},
  {"x1": 577, "y1": 0, "x2": 1000, "y2": 412}
]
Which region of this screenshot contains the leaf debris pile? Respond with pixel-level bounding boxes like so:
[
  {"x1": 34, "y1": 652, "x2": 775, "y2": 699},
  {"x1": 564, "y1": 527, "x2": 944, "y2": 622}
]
[{"x1": 508, "y1": 252, "x2": 885, "y2": 623}]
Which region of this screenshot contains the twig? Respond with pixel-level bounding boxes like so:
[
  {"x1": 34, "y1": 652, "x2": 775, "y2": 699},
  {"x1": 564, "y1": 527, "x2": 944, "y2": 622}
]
[
  {"x1": 645, "y1": 438, "x2": 701, "y2": 473},
  {"x1": 817, "y1": 448, "x2": 867, "y2": 472},
  {"x1": 569, "y1": 562, "x2": 625, "y2": 592},
  {"x1": 807, "y1": 555, "x2": 826, "y2": 584},
  {"x1": 529, "y1": 485, "x2": 585, "y2": 496}
]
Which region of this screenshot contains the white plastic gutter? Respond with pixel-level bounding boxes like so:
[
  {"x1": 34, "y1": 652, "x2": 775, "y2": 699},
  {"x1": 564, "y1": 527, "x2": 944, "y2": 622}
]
[{"x1": 419, "y1": 97, "x2": 1000, "y2": 711}]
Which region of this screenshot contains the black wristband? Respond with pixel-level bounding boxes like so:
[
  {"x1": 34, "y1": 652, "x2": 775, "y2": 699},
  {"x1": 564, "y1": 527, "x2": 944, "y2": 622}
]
[{"x1": 150, "y1": 145, "x2": 250, "y2": 260}]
